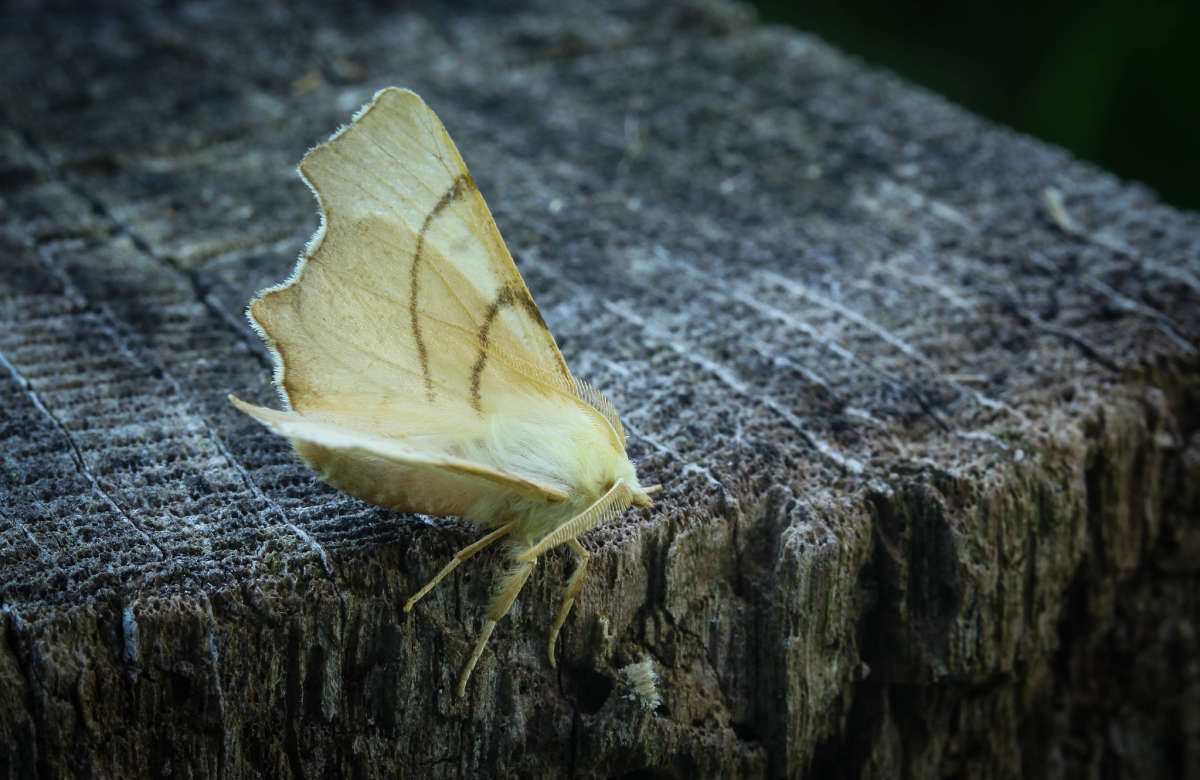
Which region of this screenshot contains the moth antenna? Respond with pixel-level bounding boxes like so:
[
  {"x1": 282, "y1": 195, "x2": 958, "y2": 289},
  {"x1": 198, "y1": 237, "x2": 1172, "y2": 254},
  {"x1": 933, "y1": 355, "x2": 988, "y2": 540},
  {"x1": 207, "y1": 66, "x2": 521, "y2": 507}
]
[{"x1": 517, "y1": 480, "x2": 633, "y2": 563}]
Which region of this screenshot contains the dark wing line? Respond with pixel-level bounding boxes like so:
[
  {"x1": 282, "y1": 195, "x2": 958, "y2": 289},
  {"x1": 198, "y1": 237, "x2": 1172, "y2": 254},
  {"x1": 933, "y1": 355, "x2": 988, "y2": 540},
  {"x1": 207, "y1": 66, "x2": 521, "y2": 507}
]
[
  {"x1": 355, "y1": 91, "x2": 573, "y2": 385},
  {"x1": 303, "y1": 187, "x2": 578, "y2": 401},
  {"x1": 284, "y1": 249, "x2": 578, "y2": 410},
  {"x1": 305, "y1": 225, "x2": 572, "y2": 396},
  {"x1": 302, "y1": 176, "x2": 479, "y2": 328},
  {"x1": 299, "y1": 89, "x2": 574, "y2": 401},
  {"x1": 283, "y1": 309, "x2": 456, "y2": 398},
  {"x1": 464, "y1": 286, "x2": 580, "y2": 413},
  {"x1": 302, "y1": 247, "x2": 476, "y2": 342},
  {"x1": 469, "y1": 286, "x2": 512, "y2": 412},
  {"x1": 411, "y1": 175, "x2": 469, "y2": 401},
  {"x1": 345, "y1": 108, "x2": 475, "y2": 404},
  {"x1": 412, "y1": 97, "x2": 574, "y2": 383},
  {"x1": 309, "y1": 152, "x2": 519, "y2": 354},
  {"x1": 258, "y1": 285, "x2": 471, "y2": 407}
]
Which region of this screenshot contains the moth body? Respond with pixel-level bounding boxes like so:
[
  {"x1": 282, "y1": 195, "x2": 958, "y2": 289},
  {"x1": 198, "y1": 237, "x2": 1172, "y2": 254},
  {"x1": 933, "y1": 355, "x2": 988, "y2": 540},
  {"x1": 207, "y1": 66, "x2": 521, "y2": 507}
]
[
  {"x1": 293, "y1": 395, "x2": 648, "y2": 547},
  {"x1": 231, "y1": 87, "x2": 658, "y2": 697},
  {"x1": 464, "y1": 402, "x2": 649, "y2": 544}
]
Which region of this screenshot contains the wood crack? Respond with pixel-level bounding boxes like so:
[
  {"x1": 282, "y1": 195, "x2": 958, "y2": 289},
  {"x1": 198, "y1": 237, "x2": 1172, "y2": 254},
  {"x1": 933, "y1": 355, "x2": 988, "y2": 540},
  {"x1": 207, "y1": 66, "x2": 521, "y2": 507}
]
[
  {"x1": 0, "y1": 347, "x2": 166, "y2": 558},
  {"x1": 8, "y1": 117, "x2": 338, "y2": 580}
]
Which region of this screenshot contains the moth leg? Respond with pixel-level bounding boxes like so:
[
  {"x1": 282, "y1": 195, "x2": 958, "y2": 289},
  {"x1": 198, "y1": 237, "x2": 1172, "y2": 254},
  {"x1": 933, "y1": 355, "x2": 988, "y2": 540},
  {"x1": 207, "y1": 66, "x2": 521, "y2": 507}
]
[
  {"x1": 404, "y1": 521, "x2": 516, "y2": 613},
  {"x1": 457, "y1": 556, "x2": 538, "y2": 697},
  {"x1": 547, "y1": 538, "x2": 590, "y2": 668}
]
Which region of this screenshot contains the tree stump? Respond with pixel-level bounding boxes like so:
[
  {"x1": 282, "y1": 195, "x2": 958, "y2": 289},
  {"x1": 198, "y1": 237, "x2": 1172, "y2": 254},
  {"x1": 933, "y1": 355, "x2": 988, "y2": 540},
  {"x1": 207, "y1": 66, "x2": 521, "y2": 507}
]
[{"x1": 1, "y1": 1, "x2": 1197, "y2": 777}]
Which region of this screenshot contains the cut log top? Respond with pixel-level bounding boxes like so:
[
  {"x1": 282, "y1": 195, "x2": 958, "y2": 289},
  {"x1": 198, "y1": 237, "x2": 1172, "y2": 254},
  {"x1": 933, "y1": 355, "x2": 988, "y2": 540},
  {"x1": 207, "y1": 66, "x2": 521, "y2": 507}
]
[{"x1": 1, "y1": 1, "x2": 1197, "y2": 778}]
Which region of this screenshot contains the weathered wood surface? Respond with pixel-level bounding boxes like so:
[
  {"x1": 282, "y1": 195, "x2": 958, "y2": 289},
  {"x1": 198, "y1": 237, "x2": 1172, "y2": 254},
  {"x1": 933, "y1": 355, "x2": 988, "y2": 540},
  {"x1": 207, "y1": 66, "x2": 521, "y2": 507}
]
[{"x1": 2, "y1": 1, "x2": 1198, "y2": 777}]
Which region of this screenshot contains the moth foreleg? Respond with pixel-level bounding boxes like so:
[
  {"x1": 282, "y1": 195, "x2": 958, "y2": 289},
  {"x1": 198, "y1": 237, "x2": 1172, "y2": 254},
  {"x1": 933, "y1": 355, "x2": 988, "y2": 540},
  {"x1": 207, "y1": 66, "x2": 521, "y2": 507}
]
[
  {"x1": 547, "y1": 538, "x2": 590, "y2": 668},
  {"x1": 404, "y1": 520, "x2": 516, "y2": 613},
  {"x1": 457, "y1": 556, "x2": 537, "y2": 697}
]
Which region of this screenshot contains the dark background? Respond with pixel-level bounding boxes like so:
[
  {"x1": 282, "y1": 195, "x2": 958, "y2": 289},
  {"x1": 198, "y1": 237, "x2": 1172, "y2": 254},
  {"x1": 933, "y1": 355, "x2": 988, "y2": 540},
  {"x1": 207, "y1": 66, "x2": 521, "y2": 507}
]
[{"x1": 755, "y1": 0, "x2": 1200, "y2": 213}]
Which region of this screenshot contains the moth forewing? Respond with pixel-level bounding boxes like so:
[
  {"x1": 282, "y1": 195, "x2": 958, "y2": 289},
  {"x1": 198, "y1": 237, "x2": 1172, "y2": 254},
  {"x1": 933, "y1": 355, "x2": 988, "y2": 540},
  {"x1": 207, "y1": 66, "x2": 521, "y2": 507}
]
[{"x1": 232, "y1": 86, "x2": 658, "y2": 696}]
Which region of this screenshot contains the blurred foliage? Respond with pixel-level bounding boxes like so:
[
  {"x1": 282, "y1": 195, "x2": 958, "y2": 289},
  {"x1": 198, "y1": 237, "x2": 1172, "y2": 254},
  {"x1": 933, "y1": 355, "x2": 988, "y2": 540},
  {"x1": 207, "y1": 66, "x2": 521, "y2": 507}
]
[{"x1": 755, "y1": 0, "x2": 1200, "y2": 212}]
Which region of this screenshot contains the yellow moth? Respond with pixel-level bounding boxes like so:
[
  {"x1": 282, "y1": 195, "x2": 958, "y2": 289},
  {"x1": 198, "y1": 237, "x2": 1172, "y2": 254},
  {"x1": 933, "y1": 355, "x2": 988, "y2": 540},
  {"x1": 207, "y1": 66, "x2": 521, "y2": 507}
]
[{"x1": 230, "y1": 87, "x2": 659, "y2": 696}]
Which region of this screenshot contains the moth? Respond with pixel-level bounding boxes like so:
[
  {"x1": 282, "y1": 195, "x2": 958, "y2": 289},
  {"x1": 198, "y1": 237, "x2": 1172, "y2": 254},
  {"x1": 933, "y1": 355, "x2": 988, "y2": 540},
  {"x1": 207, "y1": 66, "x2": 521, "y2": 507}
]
[{"x1": 231, "y1": 87, "x2": 659, "y2": 696}]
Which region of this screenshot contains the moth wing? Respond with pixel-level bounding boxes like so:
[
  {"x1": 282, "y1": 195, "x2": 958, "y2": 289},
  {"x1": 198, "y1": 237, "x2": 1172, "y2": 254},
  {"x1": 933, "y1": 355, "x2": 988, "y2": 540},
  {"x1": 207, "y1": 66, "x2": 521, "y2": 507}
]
[
  {"x1": 251, "y1": 87, "x2": 574, "y2": 422},
  {"x1": 231, "y1": 397, "x2": 570, "y2": 516}
]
